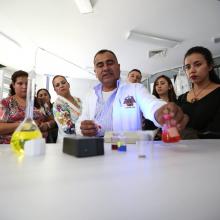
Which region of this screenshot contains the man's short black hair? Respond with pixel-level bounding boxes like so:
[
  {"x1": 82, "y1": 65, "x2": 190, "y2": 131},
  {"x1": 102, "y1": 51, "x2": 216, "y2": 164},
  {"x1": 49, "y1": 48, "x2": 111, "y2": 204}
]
[
  {"x1": 128, "y1": 69, "x2": 142, "y2": 76},
  {"x1": 93, "y1": 49, "x2": 118, "y2": 64}
]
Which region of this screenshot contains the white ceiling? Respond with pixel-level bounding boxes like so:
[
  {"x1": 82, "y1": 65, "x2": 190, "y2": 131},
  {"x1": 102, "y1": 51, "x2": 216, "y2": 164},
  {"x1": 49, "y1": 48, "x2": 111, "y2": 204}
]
[{"x1": 0, "y1": 0, "x2": 220, "y2": 80}]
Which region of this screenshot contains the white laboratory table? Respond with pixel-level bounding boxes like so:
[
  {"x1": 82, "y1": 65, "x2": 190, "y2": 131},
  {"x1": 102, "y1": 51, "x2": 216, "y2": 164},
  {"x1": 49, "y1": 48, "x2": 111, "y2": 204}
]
[{"x1": 0, "y1": 140, "x2": 220, "y2": 220}]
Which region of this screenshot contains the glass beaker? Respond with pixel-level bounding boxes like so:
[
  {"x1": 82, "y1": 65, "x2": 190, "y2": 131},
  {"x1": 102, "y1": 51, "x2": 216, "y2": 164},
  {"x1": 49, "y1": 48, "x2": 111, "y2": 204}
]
[{"x1": 136, "y1": 131, "x2": 153, "y2": 158}]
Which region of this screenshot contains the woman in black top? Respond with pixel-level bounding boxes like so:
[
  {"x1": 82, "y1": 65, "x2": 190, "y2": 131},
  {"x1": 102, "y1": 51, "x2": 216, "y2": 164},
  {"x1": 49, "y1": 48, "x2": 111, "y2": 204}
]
[{"x1": 178, "y1": 46, "x2": 220, "y2": 138}]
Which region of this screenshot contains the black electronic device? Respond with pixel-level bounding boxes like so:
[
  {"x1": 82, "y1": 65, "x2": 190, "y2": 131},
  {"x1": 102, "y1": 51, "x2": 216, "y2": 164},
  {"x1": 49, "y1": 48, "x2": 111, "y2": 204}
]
[{"x1": 63, "y1": 136, "x2": 104, "y2": 157}]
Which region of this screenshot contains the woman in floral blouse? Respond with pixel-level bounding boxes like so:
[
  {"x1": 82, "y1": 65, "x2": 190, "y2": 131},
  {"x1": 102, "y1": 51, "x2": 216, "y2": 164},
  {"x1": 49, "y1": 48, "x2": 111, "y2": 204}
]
[
  {"x1": 0, "y1": 70, "x2": 48, "y2": 144},
  {"x1": 52, "y1": 75, "x2": 82, "y2": 143}
]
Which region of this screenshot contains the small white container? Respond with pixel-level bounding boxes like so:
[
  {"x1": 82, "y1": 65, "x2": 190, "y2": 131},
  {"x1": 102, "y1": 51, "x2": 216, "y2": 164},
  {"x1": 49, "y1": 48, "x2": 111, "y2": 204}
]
[{"x1": 24, "y1": 138, "x2": 46, "y2": 156}]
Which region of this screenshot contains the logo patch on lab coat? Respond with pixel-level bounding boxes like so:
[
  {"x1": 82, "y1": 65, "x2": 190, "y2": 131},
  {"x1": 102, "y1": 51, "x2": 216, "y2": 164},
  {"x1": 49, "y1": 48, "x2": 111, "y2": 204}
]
[{"x1": 123, "y1": 96, "x2": 136, "y2": 108}]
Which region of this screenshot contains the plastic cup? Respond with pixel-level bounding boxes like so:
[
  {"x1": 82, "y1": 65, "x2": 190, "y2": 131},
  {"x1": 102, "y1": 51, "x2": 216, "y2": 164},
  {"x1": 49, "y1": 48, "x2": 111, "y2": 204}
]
[{"x1": 136, "y1": 131, "x2": 154, "y2": 159}]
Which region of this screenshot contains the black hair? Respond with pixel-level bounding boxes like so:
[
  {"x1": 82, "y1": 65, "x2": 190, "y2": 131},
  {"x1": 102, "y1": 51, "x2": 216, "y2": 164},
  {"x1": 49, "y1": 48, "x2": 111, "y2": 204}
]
[
  {"x1": 36, "y1": 88, "x2": 52, "y2": 109},
  {"x1": 37, "y1": 88, "x2": 51, "y2": 99},
  {"x1": 93, "y1": 49, "x2": 118, "y2": 64},
  {"x1": 128, "y1": 69, "x2": 142, "y2": 77},
  {"x1": 9, "y1": 70, "x2": 28, "y2": 96},
  {"x1": 152, "y1": 75, "x2": 177, "y2": 102},
  {"x1": 184, "y1": 46, "x2": 220, "y2": 84}
]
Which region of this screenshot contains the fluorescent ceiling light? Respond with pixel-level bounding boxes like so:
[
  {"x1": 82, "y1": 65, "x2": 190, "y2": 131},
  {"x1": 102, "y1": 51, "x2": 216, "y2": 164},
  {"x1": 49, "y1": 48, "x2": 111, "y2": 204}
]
[
  {"x1": 35, "y1": 47, "x2": 95, "y2": 79},
  {"x1": 126, "y1": 30, "x2": 182, "y2": 48},
  {"x1": 0, "y1": 31, "x2": 21, "y2": 48},
  {"x1": 74, "y1": 0, "x2": 93, "y2": 14}
]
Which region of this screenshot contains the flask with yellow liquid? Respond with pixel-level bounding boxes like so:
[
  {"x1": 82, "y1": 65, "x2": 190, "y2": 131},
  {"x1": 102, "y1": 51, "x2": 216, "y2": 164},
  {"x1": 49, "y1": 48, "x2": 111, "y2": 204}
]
[{"x1": 10, "y1": 70, "x2": 42, "y2": 156}]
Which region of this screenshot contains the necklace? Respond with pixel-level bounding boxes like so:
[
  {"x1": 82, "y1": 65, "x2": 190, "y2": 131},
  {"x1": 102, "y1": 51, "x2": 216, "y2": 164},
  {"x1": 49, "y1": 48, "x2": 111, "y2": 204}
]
[
  {"x1": 71, "y1": 96, "x2": 80, "y2": 108},
  {"x1": 191, "y1": 82, "x2": 211, "y2": 103},
  {"x1": 14, "y1": 95, "x2": 26, "y2": 108}
]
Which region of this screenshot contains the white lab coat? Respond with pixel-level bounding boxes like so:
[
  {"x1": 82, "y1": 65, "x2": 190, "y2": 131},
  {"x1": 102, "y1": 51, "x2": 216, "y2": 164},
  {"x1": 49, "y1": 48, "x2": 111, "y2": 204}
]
[{"x1": 76, "y1": 81, "x2": 166, "y2": 135}]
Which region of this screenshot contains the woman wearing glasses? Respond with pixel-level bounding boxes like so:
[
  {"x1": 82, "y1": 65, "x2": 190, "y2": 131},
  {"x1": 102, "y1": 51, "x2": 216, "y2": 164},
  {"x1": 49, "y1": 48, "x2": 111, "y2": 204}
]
[
  {"x1": 52, "y1": 75, "x2": 82, "y2": 143},
  {"x1": 178, "y1": 46, "x2": 220, "y2": 138}
]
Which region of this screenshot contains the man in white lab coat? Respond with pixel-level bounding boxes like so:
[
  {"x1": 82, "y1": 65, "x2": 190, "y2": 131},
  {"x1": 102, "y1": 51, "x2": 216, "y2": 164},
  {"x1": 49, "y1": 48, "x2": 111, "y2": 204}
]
[{"x1": 76, "y1": 49, "x2": 188, "y2": 136}]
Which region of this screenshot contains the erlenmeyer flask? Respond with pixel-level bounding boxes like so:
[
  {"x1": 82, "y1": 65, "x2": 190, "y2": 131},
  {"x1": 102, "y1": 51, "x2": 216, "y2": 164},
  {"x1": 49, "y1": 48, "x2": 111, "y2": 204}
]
[{"x1": 10, "y1": 70, "x2": 42, "y2": 156}]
